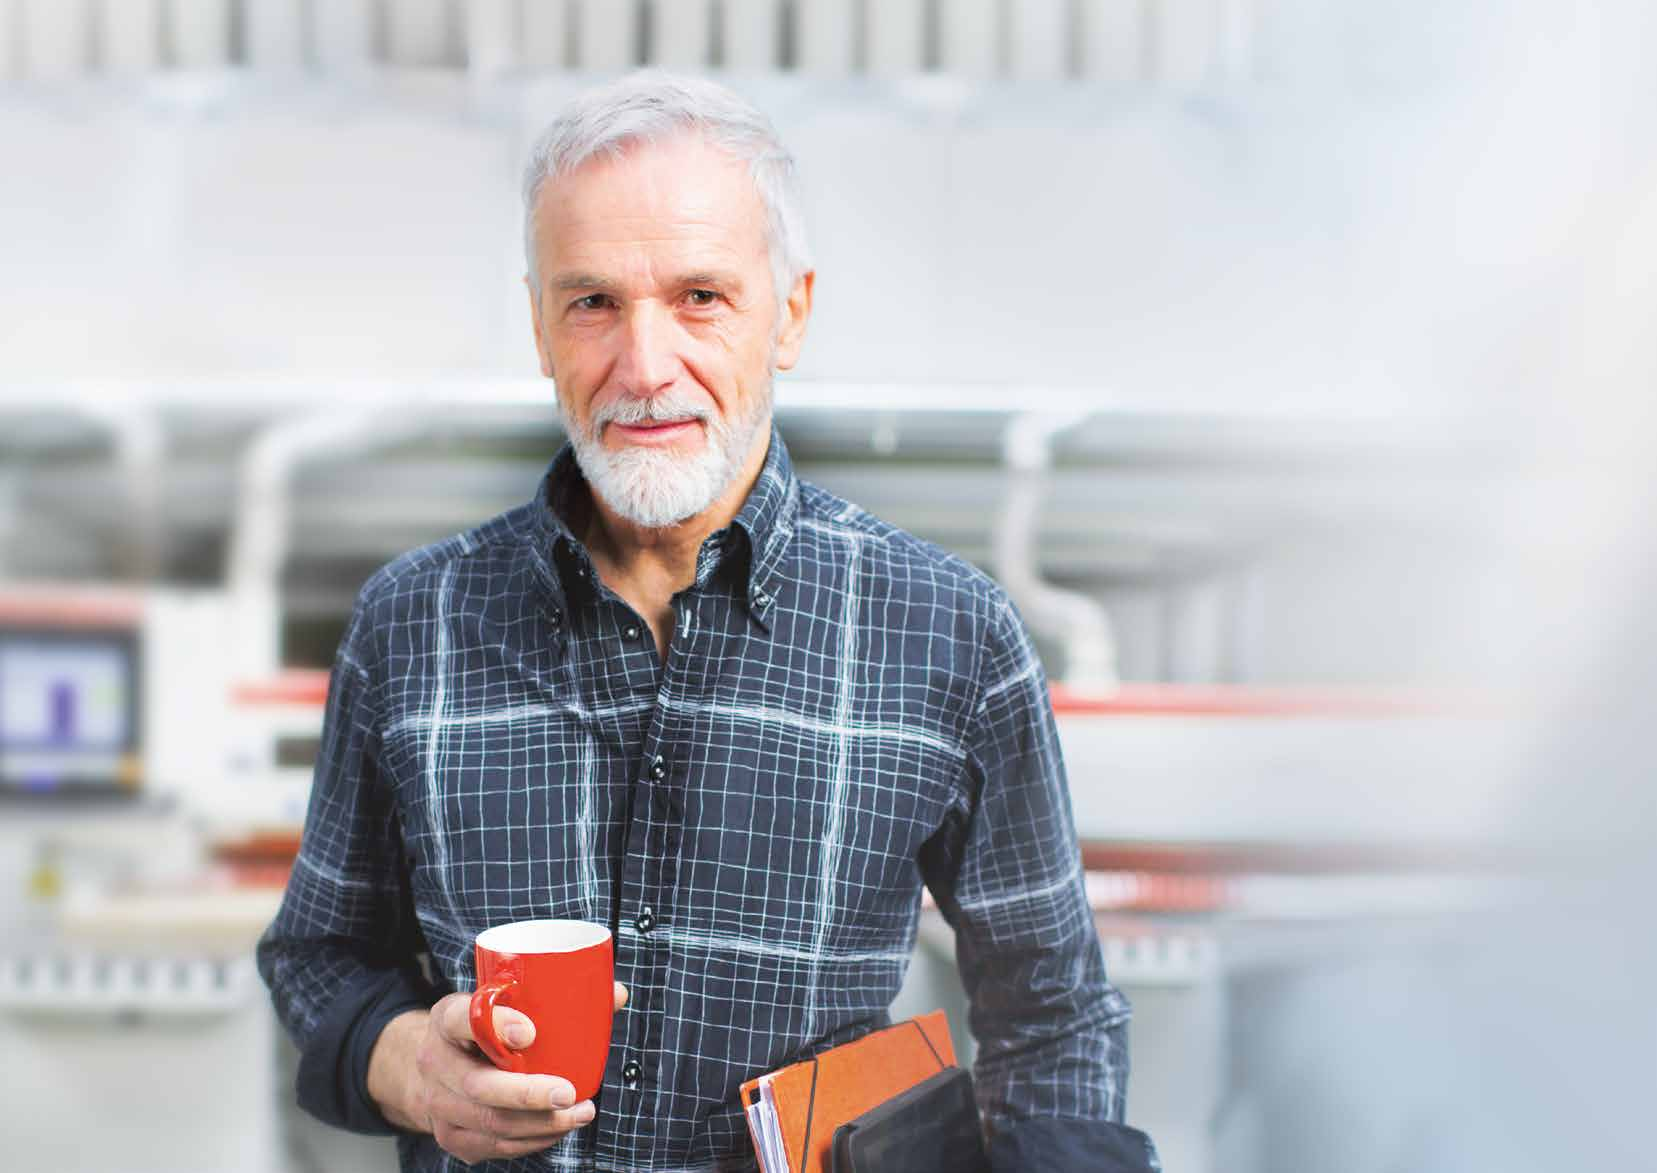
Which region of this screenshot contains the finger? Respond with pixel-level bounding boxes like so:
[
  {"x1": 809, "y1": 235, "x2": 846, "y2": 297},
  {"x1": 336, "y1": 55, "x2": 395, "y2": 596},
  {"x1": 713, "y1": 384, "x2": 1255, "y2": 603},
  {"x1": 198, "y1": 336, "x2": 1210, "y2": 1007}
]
[
  {"x1": 492, "y1": 1005, "x2": 536, "y2": 1050},
  {"x1": 433, "y1": 992, "x2": 535, "y2": 1050},
  {"x1": 423, "y1": 1021, "x2": 575, "y2": 1109},
  {"x1": 458, "y1": 1064, "x2": 580, "y2": 1112},
  {"x1": 425, "y1": 1083, "x2": 595, "y2": 1140},
  {"x1": 614, "y1": 982, "x2": 629, "y2": 1011}
]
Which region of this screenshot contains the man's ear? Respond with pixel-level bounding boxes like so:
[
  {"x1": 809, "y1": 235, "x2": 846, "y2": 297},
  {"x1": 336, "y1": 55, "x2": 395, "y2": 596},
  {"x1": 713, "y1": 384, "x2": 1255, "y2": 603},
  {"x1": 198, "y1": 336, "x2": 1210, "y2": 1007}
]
[
  {"x1": 773, "y1": 271, "x2": 815, "y2": 372},
  {"x1": 526, "y1": 275, "x2": 554, "y2": 379}
]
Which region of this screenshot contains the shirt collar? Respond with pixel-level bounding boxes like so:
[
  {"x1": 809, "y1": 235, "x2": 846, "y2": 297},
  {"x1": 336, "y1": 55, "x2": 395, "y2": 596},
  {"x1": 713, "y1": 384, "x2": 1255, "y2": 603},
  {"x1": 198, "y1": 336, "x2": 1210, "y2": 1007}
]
[
  {"x1": 527, "y1": 423, "x2": 799, "y2": 627},
  {"x1": 729, "y1": 423, "x2": 799, "y2": 623}
]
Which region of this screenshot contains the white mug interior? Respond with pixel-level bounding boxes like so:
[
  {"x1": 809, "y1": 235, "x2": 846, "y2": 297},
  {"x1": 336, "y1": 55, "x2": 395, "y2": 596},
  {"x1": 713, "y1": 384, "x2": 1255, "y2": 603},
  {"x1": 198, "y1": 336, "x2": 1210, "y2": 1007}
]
[{"x1": 476, "y1": 919, "x2": 611, "y2": 955}]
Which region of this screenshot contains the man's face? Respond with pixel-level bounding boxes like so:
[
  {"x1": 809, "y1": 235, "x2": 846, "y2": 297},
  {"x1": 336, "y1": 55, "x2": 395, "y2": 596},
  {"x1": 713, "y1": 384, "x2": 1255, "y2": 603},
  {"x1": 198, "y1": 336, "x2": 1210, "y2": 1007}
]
[{"x1": 527, "y1": 133, "x2": 812, "y2": 529}]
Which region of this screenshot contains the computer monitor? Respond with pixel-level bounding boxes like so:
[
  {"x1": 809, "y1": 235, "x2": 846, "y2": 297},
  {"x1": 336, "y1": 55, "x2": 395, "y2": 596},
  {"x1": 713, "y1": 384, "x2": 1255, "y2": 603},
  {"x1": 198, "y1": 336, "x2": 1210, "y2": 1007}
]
[{"x1": 0, "y1": 624, "x2": 141, "y2": 797}]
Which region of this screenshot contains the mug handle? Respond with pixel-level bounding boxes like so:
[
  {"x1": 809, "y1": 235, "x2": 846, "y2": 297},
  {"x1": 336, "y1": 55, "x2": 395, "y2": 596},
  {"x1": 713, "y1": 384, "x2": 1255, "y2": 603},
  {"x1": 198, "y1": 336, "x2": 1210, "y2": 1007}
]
[{"x1": 469, "y1": 976, "x2": 526, "y2": 1073}]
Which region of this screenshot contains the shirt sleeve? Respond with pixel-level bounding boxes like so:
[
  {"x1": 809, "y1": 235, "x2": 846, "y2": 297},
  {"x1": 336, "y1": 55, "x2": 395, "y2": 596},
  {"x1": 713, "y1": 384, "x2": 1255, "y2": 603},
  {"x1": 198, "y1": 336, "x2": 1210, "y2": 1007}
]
[
  {"x1": 918, "y1": 595, "x2": 1161, "y2": 1173},
  {"x1": 255, "y1": 583, "x2": 439, "y2": 1134}
]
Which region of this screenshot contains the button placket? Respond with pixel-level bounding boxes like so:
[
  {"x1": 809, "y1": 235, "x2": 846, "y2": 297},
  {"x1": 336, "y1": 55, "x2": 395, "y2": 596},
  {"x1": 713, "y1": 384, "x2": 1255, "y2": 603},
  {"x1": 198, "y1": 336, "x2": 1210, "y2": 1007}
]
[{"x1": 619, "y1": 588, "x2": 697, "y2": 1119}]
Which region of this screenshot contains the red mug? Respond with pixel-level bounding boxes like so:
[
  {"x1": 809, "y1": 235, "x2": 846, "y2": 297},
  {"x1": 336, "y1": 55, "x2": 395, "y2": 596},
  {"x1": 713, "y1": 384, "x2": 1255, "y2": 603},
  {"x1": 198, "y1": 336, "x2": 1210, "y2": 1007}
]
[{"x1": 469, "y1": 919, "x2": 615, "y2": 1099}]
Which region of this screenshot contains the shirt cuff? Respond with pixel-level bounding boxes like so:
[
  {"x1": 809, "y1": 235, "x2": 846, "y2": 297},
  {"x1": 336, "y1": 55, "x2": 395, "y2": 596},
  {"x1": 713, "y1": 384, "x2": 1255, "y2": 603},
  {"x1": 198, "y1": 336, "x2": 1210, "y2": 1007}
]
[
  {"x1": 294, "y1": 967, "x2": 438, "y2": 1136},
  {"x1": 987, "y1": 1118, "x2": 1162, "y2": 1173}
]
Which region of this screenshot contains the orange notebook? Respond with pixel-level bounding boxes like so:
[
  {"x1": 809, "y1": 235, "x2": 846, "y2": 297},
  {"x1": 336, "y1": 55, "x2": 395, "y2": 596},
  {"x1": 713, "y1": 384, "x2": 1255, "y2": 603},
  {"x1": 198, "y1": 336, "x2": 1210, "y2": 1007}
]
[{"x1": 740, "y1": 1011, "x2": 957, "y2": 1173}]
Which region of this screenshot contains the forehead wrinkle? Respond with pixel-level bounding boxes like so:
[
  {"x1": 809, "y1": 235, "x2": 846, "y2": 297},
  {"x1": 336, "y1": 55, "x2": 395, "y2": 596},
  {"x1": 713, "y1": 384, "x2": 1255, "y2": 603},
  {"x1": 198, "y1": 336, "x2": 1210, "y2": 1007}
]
[
  {"x1": 545, "y1": 211, "x2": 760, "y2": 253},
  {"x1": 533, "y1": 136, "x2": 769, "y2": 256},
  {"x1": 543, "y1": 232, "x2": 757, "y2": 296},
  {"x1": 542, "y1": 150, "x2": 756, "y2": 224},
  {"x1": 537, "y1": 196, "x2": 760, "y2": 251},
  {"x1": 673, "y1": 268, "x2": 745, "y2": 287},
  {"x1": 548, "y1": 271, "x2": 616, "y2": 292}
]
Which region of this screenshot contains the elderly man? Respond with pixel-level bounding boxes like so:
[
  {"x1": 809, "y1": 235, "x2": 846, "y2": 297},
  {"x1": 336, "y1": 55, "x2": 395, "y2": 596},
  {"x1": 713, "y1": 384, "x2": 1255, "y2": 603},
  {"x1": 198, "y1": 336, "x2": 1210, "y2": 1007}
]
[{"x1": 258, "y1": 73, "x2": 1158, "y2": 1172}]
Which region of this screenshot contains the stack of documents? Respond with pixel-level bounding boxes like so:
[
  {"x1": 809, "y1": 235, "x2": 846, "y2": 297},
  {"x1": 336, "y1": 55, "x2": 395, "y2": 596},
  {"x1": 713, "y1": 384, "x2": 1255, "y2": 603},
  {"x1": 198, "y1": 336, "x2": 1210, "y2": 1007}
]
[
  {"x1": 745, "y1": 1070, "x2": 792, "y2": 1173},
  {"x1": 741, "y1": 1011, "x2": 959, "y2": 1173}
]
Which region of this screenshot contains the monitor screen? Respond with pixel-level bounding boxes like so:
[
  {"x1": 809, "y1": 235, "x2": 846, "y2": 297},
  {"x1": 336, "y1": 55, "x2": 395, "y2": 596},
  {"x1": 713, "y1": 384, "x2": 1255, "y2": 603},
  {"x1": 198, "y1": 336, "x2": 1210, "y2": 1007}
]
[{"x1": 0, "y1": 626, "x2": 141, "y2": 796}]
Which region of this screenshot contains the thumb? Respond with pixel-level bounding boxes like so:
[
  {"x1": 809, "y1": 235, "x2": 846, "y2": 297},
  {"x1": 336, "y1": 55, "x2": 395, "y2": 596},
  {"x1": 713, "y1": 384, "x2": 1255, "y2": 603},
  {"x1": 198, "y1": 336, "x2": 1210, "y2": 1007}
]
[{"x1": 614, "y1": 982, "x2": 629, "y2": 1011}]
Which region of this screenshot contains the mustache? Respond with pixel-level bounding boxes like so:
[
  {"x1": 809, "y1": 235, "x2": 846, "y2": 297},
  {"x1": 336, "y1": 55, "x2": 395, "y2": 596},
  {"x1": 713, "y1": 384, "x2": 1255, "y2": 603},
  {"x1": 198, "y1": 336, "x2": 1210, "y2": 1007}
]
[{"x1": 592, "y1": 391, "x2": 714, "y2": 429}]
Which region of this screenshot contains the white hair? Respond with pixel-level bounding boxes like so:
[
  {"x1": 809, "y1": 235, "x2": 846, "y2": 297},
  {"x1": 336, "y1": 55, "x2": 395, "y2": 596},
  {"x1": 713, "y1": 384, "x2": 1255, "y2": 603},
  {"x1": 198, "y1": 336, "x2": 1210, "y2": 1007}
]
[{"x1": 522, "y1": 71, "x2": 812, "y2": 313}]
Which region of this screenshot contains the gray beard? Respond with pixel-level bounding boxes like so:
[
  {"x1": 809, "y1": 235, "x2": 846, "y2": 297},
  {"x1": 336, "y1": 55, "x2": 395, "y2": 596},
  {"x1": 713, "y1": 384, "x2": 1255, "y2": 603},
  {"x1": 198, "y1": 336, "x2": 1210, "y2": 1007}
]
[{"x1": 560, "y1": 383, "x2": 772, "y2": 530}]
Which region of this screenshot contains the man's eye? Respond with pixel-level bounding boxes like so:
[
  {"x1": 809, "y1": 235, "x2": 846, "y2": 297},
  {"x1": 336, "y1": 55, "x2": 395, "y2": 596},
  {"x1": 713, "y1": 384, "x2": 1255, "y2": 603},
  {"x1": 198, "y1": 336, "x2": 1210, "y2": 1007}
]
[
  {"x1": 572, "y1": 294, "x2": 611, "y2": 312},
  {"x1": 685, "y1": 289, "x2": 720, "y2": 307}
]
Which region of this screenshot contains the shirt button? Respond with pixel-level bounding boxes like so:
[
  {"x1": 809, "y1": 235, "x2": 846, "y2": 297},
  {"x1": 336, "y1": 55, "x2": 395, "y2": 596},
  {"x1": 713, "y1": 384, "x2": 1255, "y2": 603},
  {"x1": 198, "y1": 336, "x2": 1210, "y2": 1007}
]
[
  {"x1": 649, "y1": 755, "x2": 666, "y2": 781},
  {"x1": 621, "y1": 1059, "x2": 643, "y2": 1088},
  {"x1": 624, "y1": 624, "x2": 639, "y2": 640},
  {"x1": 634, "y1": 906, "x2": 655, "y2": 934},
  {"x1": 754, "y1": 590, "x2": 771, "y2": 607}
]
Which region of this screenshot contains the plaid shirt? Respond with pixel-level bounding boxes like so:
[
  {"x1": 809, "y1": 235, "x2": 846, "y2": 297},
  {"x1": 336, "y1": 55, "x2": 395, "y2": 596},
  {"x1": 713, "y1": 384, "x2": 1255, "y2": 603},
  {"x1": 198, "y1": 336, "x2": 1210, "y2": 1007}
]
[{"x1": 258, "y1": 427, "x2": 1146, "y2": 1172}]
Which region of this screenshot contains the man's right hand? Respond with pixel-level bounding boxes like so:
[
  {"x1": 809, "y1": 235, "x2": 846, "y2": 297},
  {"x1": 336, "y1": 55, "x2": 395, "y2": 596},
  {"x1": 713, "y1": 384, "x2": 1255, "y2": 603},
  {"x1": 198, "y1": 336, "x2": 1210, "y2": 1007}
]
[{"x1": 368, "y1": 984, "x2": 628, "y2": 1165}]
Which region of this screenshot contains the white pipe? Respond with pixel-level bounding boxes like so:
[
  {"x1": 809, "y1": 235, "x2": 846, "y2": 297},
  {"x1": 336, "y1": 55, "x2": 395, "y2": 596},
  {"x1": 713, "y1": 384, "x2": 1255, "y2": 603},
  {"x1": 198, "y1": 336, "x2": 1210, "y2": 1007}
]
[
  {"x1": 243, "y1": 0, "x2": 305, "y2": 69},
  {"x1": 76, "y1": 399, "x2": 166, "y2": 580},
  {"x1": 228, "y1": 411, "x2": 428, "y2": 679},
  {"x1": 168, "y1": 0, "x2": 231, "y2": 69},
  {"x1": 573, "y1": 0, "x2": 638, "y2": 71},
  {"x1": 100, "y1": 0, "x2": 161, "y2": 74},
  {"x1": 0, "y1": 0, "x2": 14, "y2": 81},
  {"x1": 521, "y1": 0, "x2": 569, "y2": 68},
  {"x1": 938, "y1": 0, "x2": 997, "y2": 77},
  {"x1": 794, "y1": 0, "x2": 854, "y2": 77},
  {"x1": 388, "y1": 0, "x2": 452, "y2": 67},
  {"x1": 0, "y1": 377, "x2": 1407, "y2": 427},
  {"x1": 993, "y1": 412, "x2": 1119, "y2": 690},
  {"x1": 648, "y1": 0, "x2": 712, "y2": 68},
  {"x1": 721, "y1": 0, "x2": 777, "y2": 71},
  {"x1": 866, "y1": 0, "x2": 925, "y2": 78},
  {"x1": 1153, "y1": 0, "x2": 1218, "y2": 88},
  {"x1": 1215, "y1": 0, "x2": 1253, "y2": 82},
  {"x1": 21, "y1": 0, "x2": 90, "y2": 79},
  {"x1": 0, "y1": 472, "x2": 17, "y2": 575},
  {"x1": 313, "y1": 0, "x2": 375, "y2": 73},
  {"x1": 466, "y1": 0, "x2": 517, "y2": 78},
  {"x1": 1081, "y1": 0, "x2": 1144, "y2": 84},
  {"x1": 1007, "y1": 0, "x2": 1070, "y2": 80},
  {"x1": 1165, "y1": 578, "x2": 1227, "y2": 683}
]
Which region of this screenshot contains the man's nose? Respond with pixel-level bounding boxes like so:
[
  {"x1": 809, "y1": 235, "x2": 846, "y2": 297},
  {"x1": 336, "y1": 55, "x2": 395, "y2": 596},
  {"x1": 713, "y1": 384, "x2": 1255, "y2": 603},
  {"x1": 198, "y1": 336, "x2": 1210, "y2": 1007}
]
[{"x1": 613, "y1": 301, "x2": 679, "y2": 398}]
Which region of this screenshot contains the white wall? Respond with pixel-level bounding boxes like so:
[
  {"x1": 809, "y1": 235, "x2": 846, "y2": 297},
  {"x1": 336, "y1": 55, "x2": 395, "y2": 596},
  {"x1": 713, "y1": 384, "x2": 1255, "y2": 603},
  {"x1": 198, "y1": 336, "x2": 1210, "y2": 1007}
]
[{"x1": 0, "y1": 67, "x2": 1601, "y2": 421}]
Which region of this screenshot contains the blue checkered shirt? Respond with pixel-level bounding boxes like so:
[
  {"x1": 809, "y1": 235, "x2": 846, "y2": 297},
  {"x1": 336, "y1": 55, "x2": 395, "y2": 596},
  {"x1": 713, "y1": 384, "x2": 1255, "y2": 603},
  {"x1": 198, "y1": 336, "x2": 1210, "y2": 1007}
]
[{"x1": 258, "y1": 427, "x2": 1150, "y2": 1172}]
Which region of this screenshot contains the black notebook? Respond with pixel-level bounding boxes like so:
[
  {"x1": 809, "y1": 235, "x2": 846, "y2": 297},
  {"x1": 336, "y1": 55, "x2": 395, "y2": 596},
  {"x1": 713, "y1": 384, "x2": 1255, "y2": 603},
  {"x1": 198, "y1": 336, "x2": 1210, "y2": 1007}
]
[{"x1": 830, "y1": 1066, "x2": 991, "y2": 1173}]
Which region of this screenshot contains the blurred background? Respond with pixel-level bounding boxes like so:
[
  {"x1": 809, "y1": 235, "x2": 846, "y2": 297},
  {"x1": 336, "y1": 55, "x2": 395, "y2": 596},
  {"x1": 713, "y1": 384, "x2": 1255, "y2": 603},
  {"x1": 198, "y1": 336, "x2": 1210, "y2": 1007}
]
[{"x1": 1, "y1": 1, "x2": 1652, "y2": 1170}]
